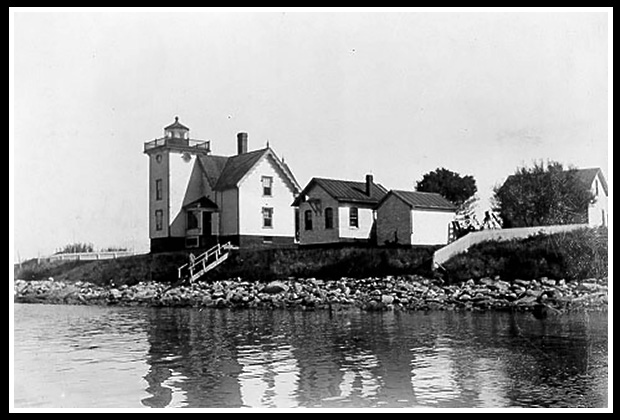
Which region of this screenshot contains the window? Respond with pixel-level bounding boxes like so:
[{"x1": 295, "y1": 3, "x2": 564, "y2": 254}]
[
  {"x1": 349, "y1": 207, "x2": 359, "y2": 228},
  {"x1": 304, "y1": 210, "x2": 313, "y2": 231},
  {"x1": 155, "y1": 210, "x2": 163, "y2": 231},
  {"x1": 262, "y1": 207, "x2": 273, "y2": 228},
  {"x1": 263, "y1": 236, "x2": 273, "y2": 244},
  {"x1": 594, "y1": 179, "x2": 599, "y2": 196},
  {"x1": 187, "y1": 211, "x2": 199, "y2": 230},
  {"x1": 294, "y1": 208, "x2": 300, "y2": 242},
  {"x1": 262, "y1": 176, "x2": 273, "y2": 196},
  {"x1": 602, "y1": 209, "x2": 606, "y2": 227},
  {"x1": 155, "y1": 179, "x2": 163, "y2": 201},
  {"x1": 324, "y1": 207, "x2": 334, "y2": 229}
]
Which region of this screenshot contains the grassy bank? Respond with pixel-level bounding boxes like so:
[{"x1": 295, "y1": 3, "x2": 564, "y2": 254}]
[
  {"x1": 15, "y1": 245, "x2": 439, "y2": 287},
  {"x1": 441, "y1": 226, "x2": 608, "y2": 283},
  {"x1": 15, "y1": 227, "x2": 607, "y2": 288}
]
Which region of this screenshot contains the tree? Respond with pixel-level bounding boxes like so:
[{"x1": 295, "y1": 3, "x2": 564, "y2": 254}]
[
  {"x1": 493, "y1": 161, "x2": 595, "y2": 228},
  {"x1": 415, "y1": 167, "x2": 477, "y2": 206}
]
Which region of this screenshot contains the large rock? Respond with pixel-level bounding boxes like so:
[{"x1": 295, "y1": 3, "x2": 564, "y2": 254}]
[
  {"x1": 381, "y1": 294, "x2": 394, "y2": 305},
  {"x1": 262, "y1": 280, "x2": 289, "y2": 294},
  {"x1": 514, "y1": 295, "x2": 537, "y2": 306},
  {"x1": 579, "y1": 282, "x2": 600, "y2": 292}
]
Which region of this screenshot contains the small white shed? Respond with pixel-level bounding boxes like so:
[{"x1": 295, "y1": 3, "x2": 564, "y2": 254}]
[{"x1": 376, "y1": 190, "x2": 457, "y2": 246}]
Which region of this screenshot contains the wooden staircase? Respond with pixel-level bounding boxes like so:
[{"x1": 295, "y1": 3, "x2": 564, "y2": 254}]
[{"x1": 178, "y1": 242, "x2": 233, "y2": 283}]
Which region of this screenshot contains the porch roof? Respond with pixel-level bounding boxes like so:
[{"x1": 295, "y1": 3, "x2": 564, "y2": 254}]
[{"x1": 183, "y1": 195, "x2": 218, "y2": 210}]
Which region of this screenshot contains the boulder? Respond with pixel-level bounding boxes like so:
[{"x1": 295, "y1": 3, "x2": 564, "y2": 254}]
[
  {"x1": 514, "y1": 279, "x2": 530, "y2": 287},
  {"x1": 479, "y1": 277, "x2": 495, "y2": 287},
  {"x1": 579, "y1": 282, "x2": 599, "y2": 292},
  {"x1": 262, "y1": 281, "x2": 289, "y2": 294},
  {"x1": 108, "y1": 288, "x2": 121, "y2": 301},
  {"x1": 514, "y1": 295, "x2": 537, "y2": 306},
  {"x1": 381, "y1": 295, "x2": 394, "y2": 305},
  {"x1": 211, "y1": 290, "x2": 225, "y2": 299},
  {"x1": 541, "y1": 278, "x2": 556, "y2": 287}
]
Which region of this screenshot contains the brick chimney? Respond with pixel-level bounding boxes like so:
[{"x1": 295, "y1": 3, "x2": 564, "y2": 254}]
[
  {"x1": 237, "y1": 132, "x2": 248, "y2": 155},
  {"x1": 365, "y1": 174, "x2": 373, "y2": 196}
]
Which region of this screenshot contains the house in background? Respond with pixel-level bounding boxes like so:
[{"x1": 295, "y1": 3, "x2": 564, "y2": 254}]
[
  {"x1": 144, "y1": 117, "x2": 301, "y2": 252},
  {"x1": 292, "y1": 175, "x2": 388, "y2": 245},
  {"x1": 575, "y1": 167, "x2": 608, "y2": 227},
  {"x1": 500, "y1": 167, "x2": 608, "y2": 228},
  {"x1": 376, "y1": 190, "x2": 457, "y2": 246}
]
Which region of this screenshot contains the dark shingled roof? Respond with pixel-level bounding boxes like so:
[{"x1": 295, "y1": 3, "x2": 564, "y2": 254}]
[
  {"x1": 196, "y1": 148, "x2": 300, "y2": 193},
  {"x1": 213, "y1": 148, "x2": 269, "y2": 191},
  {"x1": 183, "y1": 195, "x2": 218, "y2": 210},
  {"x1": 575, "y1": 167, "x2": 608, "y2": 195},
  {"x1": 196, "y1": 154, "x2": 230, "y2": 189},
  {"x1": 503, "y1": 167, "x2": 608, "y2": 196},
  {"x1": 294, "y1": 177, "x2": 388, "y2": 206},
  {"x1": 383, "y1": 189, "x2": 457, "y2": 211}
]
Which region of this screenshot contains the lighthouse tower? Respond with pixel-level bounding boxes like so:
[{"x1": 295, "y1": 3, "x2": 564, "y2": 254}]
[{"x1": 143, "y1": 117, "x2": 211, "y2": 252}]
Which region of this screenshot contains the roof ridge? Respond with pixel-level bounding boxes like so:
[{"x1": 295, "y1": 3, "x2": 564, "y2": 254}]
[
  {"x1": 396, "y1": 189, "x2": 445, "y2": 196},
  {"x1": 212, "y1": 148, "x2": 271, "y2": 191},
  {"x1": 313, "y1": 176, "x2": 368, "y2": 183},
  {"x1": 385, "y1": 189, "x2": 456, "y2": 210}
]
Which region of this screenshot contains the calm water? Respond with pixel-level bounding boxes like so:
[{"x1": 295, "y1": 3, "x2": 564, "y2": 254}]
[{"x1": 13, "y1": 304, "x2": 608, "y2": 409}]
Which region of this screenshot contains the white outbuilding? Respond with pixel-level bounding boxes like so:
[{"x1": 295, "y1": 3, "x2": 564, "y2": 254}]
[{"x1": 376, "y1": 190, "x2": 457, "y2": 246}]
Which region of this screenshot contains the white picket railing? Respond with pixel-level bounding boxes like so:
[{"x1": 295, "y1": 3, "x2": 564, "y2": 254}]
[
  {"x1": 178, "y1": 242, "x2": 233, "y2": 283},
  {"x1": 39, "y1": 251, "x2": 140, "y2": 263}
]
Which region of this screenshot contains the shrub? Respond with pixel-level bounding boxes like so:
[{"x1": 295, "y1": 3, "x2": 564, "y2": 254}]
[{"x1": 441, "y1": 227, "x2": 608, "y2": 282}]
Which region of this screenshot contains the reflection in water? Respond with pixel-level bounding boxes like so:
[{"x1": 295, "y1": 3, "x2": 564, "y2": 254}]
[
  {"x1": 338, "y1": 350, "x2": 381, "y2": 401},
  {"x1": 14, "y1": 304, "x2": 608, "y2": 408},
  {"x1": 412, "y1": 337, "x2": 461, "y2": 406},
  {"x1": 137, "y1": 309, "x2": 607, "y2": 408},
  {"x1": 237, "y1": 343, "x2": 299, "y2": 407}
]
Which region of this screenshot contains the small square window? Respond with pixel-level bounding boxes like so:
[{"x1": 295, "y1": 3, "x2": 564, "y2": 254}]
[
  {"x1": 262, "y1": 176, "x2": 273, "y2": 196},
  {"x1": 349, "y1": 207, "x2": 359, "y2": 228},
  {"x1": 187, "y1": 211, "x2": 199, "y2": 230},
  {"x1": 304, "y1": 210, "x2": 313, "y2": 231},
  {"x1": 155, "y1": 179, "x2": 163, "y2": 201},
  {"x1": 262, "y1": 207, "x2": 273, "y2": 228},
  {"x1": 263, "y1": 236, "x2": 273, "y2": 244},
  {"x1": 324, "y1": 207, "x2": 334, "y2": 229},
  {"x1": 155, "y1": 210, "x2": 163, "y2": 231}
]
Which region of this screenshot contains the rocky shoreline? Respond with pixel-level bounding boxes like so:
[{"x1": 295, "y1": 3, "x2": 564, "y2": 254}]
[{"x1": 13, "y1": 275, "x2": 608, "y2": 314}]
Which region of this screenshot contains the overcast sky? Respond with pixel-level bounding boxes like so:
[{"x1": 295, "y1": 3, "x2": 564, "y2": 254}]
[{"x1": 11, "y1": 10, "x2": 610, "y2": 259}]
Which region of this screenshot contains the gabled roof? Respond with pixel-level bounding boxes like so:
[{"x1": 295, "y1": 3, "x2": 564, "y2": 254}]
[
  {"x1": 214, "y1": 148, "x2": 270, "y2": 190},
  {"x1": 183, "y1": 195, "x2": 218, "y2": 210},
  {"x1": 196, "y1": 154, "x2": 229, "y2": 189},
  {"x1": 503, "y1": 167, "x2": 608, "y2": 196},
  {"x1": 380, "y1": 189, "x2": 457, "y2": 211},
  {"x1": 293, "y1": 177, "x2": 388, "y2": 206},
  {"x1": 164, "y1": 116, "x2": 189, "y2": 131},
  {"x1": 195, "y1": 147, "x2": 300, "y2": 193},
  {"x1": 575, "y1": 167, "x2": 608, "y2": 196}
]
